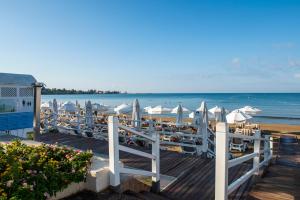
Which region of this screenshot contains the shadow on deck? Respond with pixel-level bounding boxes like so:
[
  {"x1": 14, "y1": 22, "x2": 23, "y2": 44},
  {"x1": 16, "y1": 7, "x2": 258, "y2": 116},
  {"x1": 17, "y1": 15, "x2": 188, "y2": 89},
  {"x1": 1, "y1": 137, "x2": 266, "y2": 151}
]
[
  {"x1": 37, "y1": 133, "x2": 253, "y2": 200},
  {"x1": 247, "y1": 136, "x2": 300, "y2": 200}
]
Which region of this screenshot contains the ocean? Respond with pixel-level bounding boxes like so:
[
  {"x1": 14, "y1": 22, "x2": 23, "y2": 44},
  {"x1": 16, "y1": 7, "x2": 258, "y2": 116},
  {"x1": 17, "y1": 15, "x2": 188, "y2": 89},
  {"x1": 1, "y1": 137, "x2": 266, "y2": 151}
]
[{"x1": 42, "y1": 93, "x2": 300, "y2": 125}]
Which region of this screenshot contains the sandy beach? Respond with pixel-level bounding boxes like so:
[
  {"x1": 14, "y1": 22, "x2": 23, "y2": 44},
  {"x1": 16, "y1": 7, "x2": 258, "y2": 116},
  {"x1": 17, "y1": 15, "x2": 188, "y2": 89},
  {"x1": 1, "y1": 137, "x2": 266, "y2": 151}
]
[{"x1": 139, "y1": 115, "x2": 300, "y2": 136}]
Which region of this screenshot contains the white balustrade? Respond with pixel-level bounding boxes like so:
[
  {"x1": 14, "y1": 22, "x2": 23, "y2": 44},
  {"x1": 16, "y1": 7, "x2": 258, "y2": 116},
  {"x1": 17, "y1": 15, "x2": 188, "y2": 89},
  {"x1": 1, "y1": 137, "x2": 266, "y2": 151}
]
[
  {"x1": 215, "y1": 122, "x2": 273, "y2": 200},
  {"x1": 108, "y1": 116, "x2": 160, "y2": 193}
]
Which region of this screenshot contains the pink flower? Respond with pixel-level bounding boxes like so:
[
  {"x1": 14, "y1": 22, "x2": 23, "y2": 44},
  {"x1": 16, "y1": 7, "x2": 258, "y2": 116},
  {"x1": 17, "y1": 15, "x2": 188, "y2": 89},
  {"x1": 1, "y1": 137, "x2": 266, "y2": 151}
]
[
  {"x1": 6, "y1": 180, "x2": 13, "y2": 187},
  {"x1": 44, "y1": 192, "x2": 50, "y2": 198}
]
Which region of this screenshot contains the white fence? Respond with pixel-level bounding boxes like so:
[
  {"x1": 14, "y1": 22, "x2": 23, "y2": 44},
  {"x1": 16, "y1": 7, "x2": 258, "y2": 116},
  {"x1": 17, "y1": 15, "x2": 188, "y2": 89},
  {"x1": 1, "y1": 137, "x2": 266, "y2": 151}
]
[
  {"x1": 108, "y1": 116, "x2": 160, "y2": 192},
  {"x1": 215, "y1": 122, "x2": 273, "y2": 200}
]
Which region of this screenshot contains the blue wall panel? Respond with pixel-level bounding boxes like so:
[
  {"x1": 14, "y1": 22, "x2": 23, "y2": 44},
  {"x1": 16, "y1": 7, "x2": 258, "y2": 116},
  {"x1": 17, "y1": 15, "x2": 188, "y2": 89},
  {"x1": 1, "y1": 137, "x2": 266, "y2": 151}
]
[{"x1": 0, "y1": 112, "x2": 34, "y2": 131}]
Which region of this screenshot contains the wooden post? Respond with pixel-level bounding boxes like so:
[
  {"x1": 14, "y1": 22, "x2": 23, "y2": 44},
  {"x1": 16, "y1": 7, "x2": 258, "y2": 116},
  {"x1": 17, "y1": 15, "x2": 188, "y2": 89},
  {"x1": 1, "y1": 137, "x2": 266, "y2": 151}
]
[
  {"x1": 33, "y1": 83, "x2": 42, "y2": 140},
  {"x1": 108, "y1": 116, "x2": 120, "y2": 190},
  {"x1": 215, "y1": 122, "x2": 229, "y2": 200},
  {"x1": 253, "y1": 130, "x2": 261, "y2": 175},
  {"x1": 150, "y1": 120, "x2": 160, "y2": 193}
]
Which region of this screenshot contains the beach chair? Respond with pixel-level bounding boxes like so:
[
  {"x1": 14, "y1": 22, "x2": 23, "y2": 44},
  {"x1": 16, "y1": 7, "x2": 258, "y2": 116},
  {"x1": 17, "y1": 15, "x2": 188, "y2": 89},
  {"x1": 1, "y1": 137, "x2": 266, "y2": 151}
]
[
  {"x1": 180, "y1": 139, "x2": 197, "y2": 155},
  {"x1": 229, "y1": 138, "x2": 246, "y2": 152}
]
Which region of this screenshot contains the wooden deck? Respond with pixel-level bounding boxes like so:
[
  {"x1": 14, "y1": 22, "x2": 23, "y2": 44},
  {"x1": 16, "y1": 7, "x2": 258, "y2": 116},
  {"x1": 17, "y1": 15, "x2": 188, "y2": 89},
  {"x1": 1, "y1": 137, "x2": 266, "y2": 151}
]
[
  {"x1": 247, "y1": 136, "x2": 300, "y2": 200},
  {"x1": 37, "y1": 133, "x2": 253, "y2": 200}
]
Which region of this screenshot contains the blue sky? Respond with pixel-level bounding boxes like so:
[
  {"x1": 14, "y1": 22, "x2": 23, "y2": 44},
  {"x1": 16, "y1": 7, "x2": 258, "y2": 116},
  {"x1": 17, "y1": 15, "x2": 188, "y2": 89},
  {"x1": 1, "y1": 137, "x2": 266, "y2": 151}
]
[{"x1": 0, "y1": 0, "x2": 300, "y2": 92}]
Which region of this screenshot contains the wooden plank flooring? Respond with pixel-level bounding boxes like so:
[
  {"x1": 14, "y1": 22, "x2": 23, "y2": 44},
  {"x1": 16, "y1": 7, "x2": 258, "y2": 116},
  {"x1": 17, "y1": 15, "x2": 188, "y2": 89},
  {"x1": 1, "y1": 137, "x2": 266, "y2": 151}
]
[
  {"x1": 247, "y1": 136, "x2": 300, "y2": 200},
  {"x1": 36, "y1": 133, "x2": 253, "y2": 200}
]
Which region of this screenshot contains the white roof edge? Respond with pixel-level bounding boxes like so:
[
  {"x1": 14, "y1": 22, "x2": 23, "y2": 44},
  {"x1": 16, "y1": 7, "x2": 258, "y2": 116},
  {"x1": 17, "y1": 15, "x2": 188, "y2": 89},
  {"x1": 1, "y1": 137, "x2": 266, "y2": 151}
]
[{"x1": 0, "y1": 72, "x2": 37, "y2": 86}]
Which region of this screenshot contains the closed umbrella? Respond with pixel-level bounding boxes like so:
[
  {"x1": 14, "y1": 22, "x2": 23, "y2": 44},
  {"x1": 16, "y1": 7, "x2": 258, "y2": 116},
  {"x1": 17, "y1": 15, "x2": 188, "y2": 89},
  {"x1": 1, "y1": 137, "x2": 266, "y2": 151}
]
[
  {"x1": 85, "y1": 100, "x2": 93, "y2": 128},
  {"x1": 132, "y1": 99, "x2": 141, "y2": 129},
  {"x1": 52, "y1": 99, "x2": 58, "y2": 127},
  {"x1": 220, "y1": 107, "x2": 227, "y2": 122},
  {"x1": 198, "y1": 101, "x2": 209, "y2": 153},
  {"x1": 192, "y1": 111, "x2": 203, "y2": 134},
  {"x1": 53, "y1": 99, "x2": 58, "y2": 114},
  {"x1": 175, "y1": 104, "x2": 184, "y2": 126}
]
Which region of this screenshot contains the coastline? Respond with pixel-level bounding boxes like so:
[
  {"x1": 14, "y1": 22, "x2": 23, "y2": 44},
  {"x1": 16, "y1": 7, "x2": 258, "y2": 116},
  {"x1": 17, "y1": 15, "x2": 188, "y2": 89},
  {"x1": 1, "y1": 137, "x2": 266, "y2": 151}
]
[
  {"x1": 138, "y1": 115, "x2": 300, "y2": 135},
  {"x1": 41, "y1": 93, "x2": 300, "y2": 125}
]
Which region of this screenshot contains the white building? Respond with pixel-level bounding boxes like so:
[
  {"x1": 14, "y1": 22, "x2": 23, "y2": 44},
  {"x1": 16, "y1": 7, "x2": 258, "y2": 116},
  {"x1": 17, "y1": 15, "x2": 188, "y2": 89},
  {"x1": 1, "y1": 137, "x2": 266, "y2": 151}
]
[{"x1": 0, "y1": 73, "x2": 41, "y2": 138}]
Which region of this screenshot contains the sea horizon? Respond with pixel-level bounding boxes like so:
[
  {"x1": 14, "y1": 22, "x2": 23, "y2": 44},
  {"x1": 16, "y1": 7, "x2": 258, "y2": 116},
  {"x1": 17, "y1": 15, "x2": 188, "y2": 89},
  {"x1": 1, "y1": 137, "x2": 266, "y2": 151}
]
[{"x1": 42, "y1": 93, "x2": 300, "y2": 125}]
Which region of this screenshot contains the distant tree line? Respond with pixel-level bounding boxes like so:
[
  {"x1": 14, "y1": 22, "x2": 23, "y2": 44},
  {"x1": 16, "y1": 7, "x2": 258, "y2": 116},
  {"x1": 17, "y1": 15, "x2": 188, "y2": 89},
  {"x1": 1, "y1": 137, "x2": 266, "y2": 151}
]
[{"x1": 41, "y1": 87, "x2": 121, "y2": 95}]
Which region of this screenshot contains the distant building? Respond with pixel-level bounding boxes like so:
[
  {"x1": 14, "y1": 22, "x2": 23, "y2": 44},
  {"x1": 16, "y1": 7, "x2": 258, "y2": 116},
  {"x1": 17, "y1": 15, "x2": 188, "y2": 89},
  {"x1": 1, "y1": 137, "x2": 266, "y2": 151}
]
[{"x1": 0, "y1": 73, "x2": 41, "y2": 138}]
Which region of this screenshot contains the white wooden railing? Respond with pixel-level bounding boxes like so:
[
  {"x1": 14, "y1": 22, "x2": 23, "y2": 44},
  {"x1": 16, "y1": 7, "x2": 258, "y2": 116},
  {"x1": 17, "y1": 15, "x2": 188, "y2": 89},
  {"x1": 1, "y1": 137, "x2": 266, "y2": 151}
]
[
  {"x1": 108, "y1": 116, "x2": 160, "y2": 193},
  {"x1": 215, "y1": 122, "x2": 273, "y2": 200}
]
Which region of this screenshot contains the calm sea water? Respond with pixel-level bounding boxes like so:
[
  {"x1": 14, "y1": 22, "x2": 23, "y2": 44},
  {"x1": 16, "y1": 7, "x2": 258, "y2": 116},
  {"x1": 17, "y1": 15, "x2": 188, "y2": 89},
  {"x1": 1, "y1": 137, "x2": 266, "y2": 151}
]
[{"x1": 42, "y1": 93, "x2": 300, "y2": 125}]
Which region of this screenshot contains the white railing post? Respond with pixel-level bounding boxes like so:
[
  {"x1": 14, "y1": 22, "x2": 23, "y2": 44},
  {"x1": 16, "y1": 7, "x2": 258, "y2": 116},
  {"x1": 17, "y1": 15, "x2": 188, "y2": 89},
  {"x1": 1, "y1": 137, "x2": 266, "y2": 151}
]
[
  {"x1": 269, "y1": 136, "x2": 273, "y2": 159},
  {"x1": 150, "y1": 120, "x2": 160, "y2": 193},
  {"x1": 152, "y1": 131, "x2": 161, "y2": 192},
  {"x1": 253, "y1": 130, "x2": 261, "y2": 175},
  {"x1": 215, "y1": 122, "x2": 229, "y2": 200},
  {"x1": 202, "y1": 125, "x2": 208, "y2": 155},
  {"x1": 108, "y1": 116, "x2": 120, "y2": 189}
]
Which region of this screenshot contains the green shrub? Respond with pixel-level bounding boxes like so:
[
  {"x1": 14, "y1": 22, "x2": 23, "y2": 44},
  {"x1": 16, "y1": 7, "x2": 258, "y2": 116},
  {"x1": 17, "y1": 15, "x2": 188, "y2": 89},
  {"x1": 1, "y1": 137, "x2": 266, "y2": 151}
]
[
  {"x1": 26, "y1": 132, "x2": 34, "y2": 140},
  {"x1": 0, "y1": 140, "x2": 93, "y2": 200}
]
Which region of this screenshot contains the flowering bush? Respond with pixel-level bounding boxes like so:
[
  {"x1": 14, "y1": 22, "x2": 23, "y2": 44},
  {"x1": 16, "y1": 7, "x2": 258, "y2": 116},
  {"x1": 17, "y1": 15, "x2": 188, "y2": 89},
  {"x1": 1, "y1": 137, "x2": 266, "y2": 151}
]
[{"x1": 0, "y1": 140, "x2": 93, "y2": 200}]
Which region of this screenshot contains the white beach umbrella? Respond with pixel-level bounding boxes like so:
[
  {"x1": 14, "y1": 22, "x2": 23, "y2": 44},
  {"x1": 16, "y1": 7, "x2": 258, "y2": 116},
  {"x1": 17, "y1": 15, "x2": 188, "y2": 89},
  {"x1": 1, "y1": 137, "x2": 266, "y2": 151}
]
[
  {"x1": 239, "y1": 106, "x2": 261, "y2": 115},
  {"x1": 175, "y1": 104, "x2": 184, "y2": 126},
  {"x1": 196, "y1": 105, "x2": 215, "y2": 120},
  {"x1": 132, "y1": 99, "x2": 141, "y2": 129},
  {"x1": 226, "y1": 109, "x2": 252, "y2": 124},
  {"x1": 85, "y1": 100, "x2": 94, "y2": 128},
  {"x1": 231, "y1": 109, "x2": 252, "y2": 119},
  {"x1": 171, "y1": 105, "x2": 189, "y2": 114},
  {"x1": 92, "y1": 103, "x2": 109, "y2": 112},
  {"x1": 209, "y1": 106, "x2": 223, "y2": 122},
  {"x1": 75, "y1": 100, "x2": 80, "y2": 107},
  {"x1": 41, "y1": 101, "x2": 53, "y2": 111},
  {"x1": 147, "y1": 105, "x2": 171, "y2": 115},
  {"x1": 114, "y1": 103, "x2": 132, "y2": 114},
  {"x1": 209, "y1": 106, "x2": 222, "y2": 114},
  {"x1": 189, "y1": 112, "x2": 196, "y2": 119},
  {"x1": 60, "y1": 101, "x2": 77, "y2": 113},
  {"x1": 144, "y1": 106, "x2": 152, "y2": 112},
  {"x1": 101, "y1": 107, "x2": 116, "y2": 115}
]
